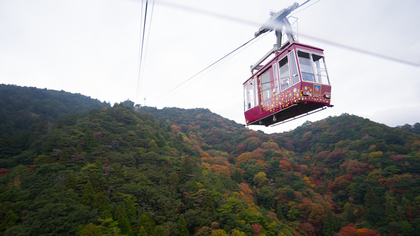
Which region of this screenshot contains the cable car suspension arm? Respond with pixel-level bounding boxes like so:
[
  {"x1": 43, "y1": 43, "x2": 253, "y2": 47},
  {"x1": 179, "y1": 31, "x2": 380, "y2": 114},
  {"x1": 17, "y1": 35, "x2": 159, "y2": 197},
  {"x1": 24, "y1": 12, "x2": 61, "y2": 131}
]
[{"x1": 251, "y1": 2, "x2": 302, "y2": 73}]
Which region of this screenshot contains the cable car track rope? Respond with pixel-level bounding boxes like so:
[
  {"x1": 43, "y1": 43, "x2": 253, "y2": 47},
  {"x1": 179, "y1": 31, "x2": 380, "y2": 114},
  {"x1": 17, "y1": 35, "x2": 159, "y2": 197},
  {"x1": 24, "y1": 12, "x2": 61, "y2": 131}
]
[{"x1": 136, "y1": 0, "x2": 154, "y2": 103}]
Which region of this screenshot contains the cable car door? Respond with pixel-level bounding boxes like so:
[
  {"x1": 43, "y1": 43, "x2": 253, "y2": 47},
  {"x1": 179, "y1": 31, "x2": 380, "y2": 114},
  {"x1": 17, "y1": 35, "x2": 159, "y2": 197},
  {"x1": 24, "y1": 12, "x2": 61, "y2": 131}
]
[{"x1": 258, "y1": 68, "x2": 275, "y2": 116}]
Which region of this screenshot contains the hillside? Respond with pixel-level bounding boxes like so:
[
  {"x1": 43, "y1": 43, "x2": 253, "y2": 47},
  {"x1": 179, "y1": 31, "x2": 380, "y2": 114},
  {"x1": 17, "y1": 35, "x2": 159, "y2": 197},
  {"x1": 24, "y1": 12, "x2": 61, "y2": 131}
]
[
  {"x1": 1, "y1": 86, "x2": 420, "y2": 236},
  {"x1": 0, "y1": 84, "x2": 110, "y2": 161}
]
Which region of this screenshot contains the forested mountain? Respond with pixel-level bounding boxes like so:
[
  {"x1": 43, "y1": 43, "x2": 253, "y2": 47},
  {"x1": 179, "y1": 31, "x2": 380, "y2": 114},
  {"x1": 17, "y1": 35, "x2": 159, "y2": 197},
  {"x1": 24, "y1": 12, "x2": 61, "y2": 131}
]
[
  {"x1": 0, "y1": 84, "x2": 110, "y2": 133},
  {"x1": 1, "y1": 86, "x2": 420, "y2": 236},
  {"x1": 0, "y1": 84, "x2": 110, "y2": 162}
]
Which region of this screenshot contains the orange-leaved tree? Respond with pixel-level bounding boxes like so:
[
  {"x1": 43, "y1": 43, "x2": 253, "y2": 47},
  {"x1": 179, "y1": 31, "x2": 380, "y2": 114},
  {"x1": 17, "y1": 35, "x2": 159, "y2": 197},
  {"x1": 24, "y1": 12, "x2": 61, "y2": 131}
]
[
  {"x1": 338, "y1": 225, "x2": 357, "y2": 236},
  {"x1": 236, "y1": 152, "x2": 253, "y2": 166},
  {"x1": 308, "y1": 203, "x2": 325, "y2": 223}
]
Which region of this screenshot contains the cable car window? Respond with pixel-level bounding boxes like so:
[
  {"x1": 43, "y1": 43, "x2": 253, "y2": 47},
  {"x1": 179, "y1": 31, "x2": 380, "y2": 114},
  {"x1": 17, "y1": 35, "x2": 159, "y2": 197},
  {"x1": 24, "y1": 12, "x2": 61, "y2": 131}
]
[
  {"x1": 273, "y1": 63, "x2": 280, "y2": 94},
  {"x1": 244, "y1": 80, "x2": 256, "y2": 111},
  {"x1": 279, "y1": 56, "x2": 290, "y2": 91},
  {"x1": 260, "y1": 70, "x2": 272, "y2": 101},
  {"x1": 312, "y1": 54, "x2": 330, "y2": 85},
  {"x1": 298, "y1": 51, "x2": 315, "y2": 82},
  {"x1": 289, "y1": 50, "x2": 299, "y2": 85}
]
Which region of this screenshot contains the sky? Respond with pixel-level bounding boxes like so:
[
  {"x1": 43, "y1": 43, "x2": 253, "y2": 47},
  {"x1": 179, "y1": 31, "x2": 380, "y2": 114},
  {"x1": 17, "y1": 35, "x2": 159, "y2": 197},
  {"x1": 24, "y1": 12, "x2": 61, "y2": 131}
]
[{"x1": 1, "y1": 0, "x2": 420, "y2": 133}]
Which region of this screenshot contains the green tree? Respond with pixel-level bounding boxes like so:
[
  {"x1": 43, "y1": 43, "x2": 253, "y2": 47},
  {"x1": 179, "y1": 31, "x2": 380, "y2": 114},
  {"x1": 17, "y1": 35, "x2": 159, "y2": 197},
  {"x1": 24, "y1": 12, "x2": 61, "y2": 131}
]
[
  {"x1": 80, "y1": 223, "x2": 102, "y2": 236},
  {"x1": 345, "y1": 205, "x2": 357, "y2": 223},
  {"x1": 101, "y1": 210, "x2": 113, "y2": 220},
  {"x1": 287, "y1": 205, "x2": 299, "y2": 221},
  {"x1": 0, "y1": 210, "x2": 19, "y2": 232},
  {"x1": 382, "y1": 166, "x2": 400, "y2": 177},
  {"x1": 138, "y1": 226, "x2": 148, "y2": 236},
  {"x1": 201, "y1": 191, "x2": 216, "y2": 213},
  {"x1": 83, "y1": 125, "x2": 95, "y2": 152},
  {"x1": 364, "y1": 185, "x2": 384, "y2": 225},
  {"x1": 253, "y1": 172, "x2": 268, "y2": 187},
  {"x1": 137, "y1": 213, "x2": 155, "y2": 235},
  {"x1": 218, "y1": 197, "x2": 246, "y2": 214},
  {"x1": 65, "y1": 173, "x2": 77, "y2": 189},
  {"x1": 97, "y1": 218, "x2": 122, "y2": 235},
  {"x1": 168, "y1": 172, "x2": 179, "y2": 187},
  {"x1": 231, "y1": 229, "x2": 246, "y2": 236},
  {"x1": 232, "y1": 169, "x2": 244, "y2": 183},
  {"x1": 148, "y1": 140, "x2": 158, "y2": 153},
  {"x1": 114, "y1": 205, "x2": 128, "y2": 221},
  {"x1": 121, "y1": 99, "x2": 134, "y2": 108},
  {"x1": 153, "y1": 225, "x2": 166, "y2": 236},
  {"x1": 276, "y1": 204, "x2": 285, "y2": 221},
  {"x1": 385, "y1": 195, "x2": 397, "y2": 222},
  {"x1": 180, "y1": 156, "x2": 193, "y2": 183},
  {"x1": 210, "y1": 229, "x2": 228, "y2": 236},
  {"x1": 81, "y1": 180, "x2": 96, "y2": 205},
  {"x1": 323, "y1": 209, "x2": 341, "y2": 236},
  {"x1": 125, "y1": 197, "x2": 137, "y2": 219},
  {"x1": 34, "y1": 154, "x2": 54, "y2": 165},
  {"x1": 118, "y1": 217, "x2": 133, "y2": 236},
  {"x1": 178, "y1": 214, "x2": 189, "y2": 236},
  {"x1": 93, "y1": 192, "x2": 109, "y2": 211}
]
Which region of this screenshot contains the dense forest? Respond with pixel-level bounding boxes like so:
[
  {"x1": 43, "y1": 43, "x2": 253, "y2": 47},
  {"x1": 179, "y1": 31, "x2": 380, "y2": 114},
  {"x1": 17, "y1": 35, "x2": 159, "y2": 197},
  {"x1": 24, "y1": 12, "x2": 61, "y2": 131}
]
[
  {"x1": 1, "y1": 84, "x2": 420, "y2": 236},
  {"x1": 0, "y1": 84, "x2": 110, "y2": 164}
]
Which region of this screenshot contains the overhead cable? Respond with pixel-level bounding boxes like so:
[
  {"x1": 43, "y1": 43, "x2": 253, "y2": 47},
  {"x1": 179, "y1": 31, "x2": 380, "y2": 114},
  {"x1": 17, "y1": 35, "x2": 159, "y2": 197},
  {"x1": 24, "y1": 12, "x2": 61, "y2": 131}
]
[
  {"x1": 138, "y1": 0, "x2": 149, "y2": 96},
  {"x1": 154, "y1": 0, "x2": 419, "y2": 67},
  {"x1": 139, "y1": 0, "x2": 155, "y2": 103},
  {"x1": 154, "y1": 33, "x2": 268, "y2": 102}
]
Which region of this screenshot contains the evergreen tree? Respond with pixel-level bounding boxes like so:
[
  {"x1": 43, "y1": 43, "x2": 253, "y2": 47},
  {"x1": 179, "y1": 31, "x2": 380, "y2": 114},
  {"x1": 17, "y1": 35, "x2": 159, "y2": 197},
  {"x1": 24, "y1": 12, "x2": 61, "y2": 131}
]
[
  {"x1": 345, "y1": 205, "x2": 357, "y2": 223},
  {"x1": 125, "y1": 197, "x2": 137, "y2": 219},
  {"x1": 83, "y1": 125, "x2": 95, "y2": 152},
  {"x1": 233, "y1": 169, "x2": 243, "y2": 183},
  {"x1": 114, "y1": 205, "x2": 128, "y2": 221},
  {"x1": 60, "y1": 147, "x2": 72, "y2": 164},
  {"x1": 114, "y1": 205, "x2": 133, "y2": 235},
  {"x1": 276, "y1": 205, "x2": 285, "y2": 221},
  {"x1": 118, "y1": 217, "x2": 133, "y2": 236},
  {"x1": 93, "y1": 192, "x2": 109, "y2": 211},
  {"x1": 287, "y1": 205, "x2": 299, "y2": 221},
  {"x1": 153, "y1": 225, "x2": 166, "y2": 236},
  {"x1": 323, "y1": 209, "x2": 341, "y2": 236},
  {"x1": 81, "y1": 180, "x2": 96, "y2": 205},
  {"x1": 101, "y1": 209, "x2": 113, "y2": 220},
  {"x1": 385, "y1": 195, "x2": 397, "y2": 222},
  {"x1": 202, "y1": 191, "x2": 216, "y2": 213},
  {"x1": 177, "y1": 214, "x2": 189, "y2": 236},
  {"x1": 231, "y1": 229, "x2": 246, "y2": 236},
  {"x1": 98, "y1": 218, "x2": 122, "y2": 235},
  {"x1": 0, "y1": 210, "x2": 19, "y2": 232},
  {"x1": 180, "y1": 156, "x2": 193, "y2": 183},
  {"x1": 76, "y1": 144, "x2": 84, "y2": 153},
  {"x1": 364, "y1": 185, "x2": 384, "y2": 225},
  {"x1": 80, "y1": 223, "x2": 102, "y2": 236},
  {"x1": 138, "y1": 226, "x2": 148, "y2": 236},
  {"x1": 137, "y1": 213, "x2": 155, "y2": 235},
  {"x1": 65, "y1": 173, "x2": 77, "y2": 189},
  {"x1": 168, "y1": 172, "x2": 179, "y2": 187}
]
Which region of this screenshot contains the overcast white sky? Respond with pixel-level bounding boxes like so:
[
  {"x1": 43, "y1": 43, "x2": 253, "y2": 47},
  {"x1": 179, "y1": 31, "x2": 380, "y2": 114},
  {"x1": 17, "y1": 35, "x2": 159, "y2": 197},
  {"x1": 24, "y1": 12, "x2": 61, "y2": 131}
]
[{"x1": 1, "y1": 0, "x2": 420, "y2": 133}]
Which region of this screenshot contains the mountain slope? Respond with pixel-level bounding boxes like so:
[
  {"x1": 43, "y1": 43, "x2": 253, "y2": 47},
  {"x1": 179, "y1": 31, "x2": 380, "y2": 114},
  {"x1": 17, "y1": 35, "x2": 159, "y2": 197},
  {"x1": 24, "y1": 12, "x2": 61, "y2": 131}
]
[
  {"x1": 1, "y1": 86, "x2": 420, "y2": 235},
  {"x1": 0, "y1": 84, "x2": 110, "y2": 160}
]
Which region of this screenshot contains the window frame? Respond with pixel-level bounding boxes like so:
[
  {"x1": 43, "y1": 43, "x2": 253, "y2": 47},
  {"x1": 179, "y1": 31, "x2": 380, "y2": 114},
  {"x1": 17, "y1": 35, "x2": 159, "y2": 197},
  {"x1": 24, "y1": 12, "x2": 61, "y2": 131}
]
[
  {"x1": 259, "y1": 69, "x2": 273, "y2": 102},
  {"x1": 297, "y1": 49, "x2": 330, "y2": 85},
  {"x1": 278, "y1": 55, "x2": 290, "y2": 92},
  {"x1": 244, "y1": 78, "x2": 257, "y2": 111}
]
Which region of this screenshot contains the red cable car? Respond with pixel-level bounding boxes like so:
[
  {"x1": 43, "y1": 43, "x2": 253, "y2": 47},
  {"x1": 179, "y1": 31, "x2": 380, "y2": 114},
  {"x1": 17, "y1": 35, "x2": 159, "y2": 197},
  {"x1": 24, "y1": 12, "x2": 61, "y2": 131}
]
[{"x1": 244, "y1": 3, "x2": 332, "y2": 126}]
